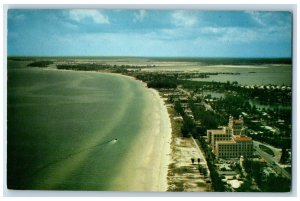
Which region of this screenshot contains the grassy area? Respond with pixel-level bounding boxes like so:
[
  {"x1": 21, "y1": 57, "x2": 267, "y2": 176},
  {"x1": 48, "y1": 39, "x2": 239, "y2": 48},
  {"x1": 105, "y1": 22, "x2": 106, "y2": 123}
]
[
  {"x1": 259, "y1": 144, "x2": 275, "y2": 157},
  {"x1": 284, "y1": 167, "x2": 291, "y2": 175},
  {"x1": 172, "y1": 181, "x2": 184, "y2": 192},
  {"x1": 27, "y1": 61, "x2": 53, "y2": 67},
  {"x1": 173, "y1": 166, "x2": 196, "y2": 174},
  {"x1": 166, "y1": 107, "x2": 185, "y2": 192},
  {"x1": 167, "y1": 107, "x2": 183, "y2": 138}
]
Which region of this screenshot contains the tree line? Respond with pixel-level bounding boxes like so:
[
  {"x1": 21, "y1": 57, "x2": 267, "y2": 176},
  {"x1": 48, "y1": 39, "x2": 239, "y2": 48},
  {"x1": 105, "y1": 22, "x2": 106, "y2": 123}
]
[
  {"x1": 243, "y1": 159, "x2": 291, "y2": 192},
  {"x1": 134, "y1": 73, "x2": 178, "y2": 89},
  {"x1": 27, "y1": 61, "x2": 53, "y2": 67}
]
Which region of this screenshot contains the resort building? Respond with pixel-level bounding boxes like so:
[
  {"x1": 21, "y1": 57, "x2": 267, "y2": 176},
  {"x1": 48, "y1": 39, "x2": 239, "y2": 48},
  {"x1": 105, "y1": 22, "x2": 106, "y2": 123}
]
[
  {"x1": 207, "y1": 116, "x2": 253, "y2": 159},
  {"x1": 207, "y1": 127, "x2": 233, "y2": 152},
  {"x1": 215, "y1": 135, "x2": 253, "y2": 158},
  {"x1": 228, "y1": 115, "x2": 244, "y2": 135}
]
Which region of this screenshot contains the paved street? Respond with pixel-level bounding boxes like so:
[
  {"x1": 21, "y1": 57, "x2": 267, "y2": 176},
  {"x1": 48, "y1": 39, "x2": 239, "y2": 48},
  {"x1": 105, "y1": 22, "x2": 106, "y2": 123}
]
[{"x1": 253, "y1": 141, "x2": 291, "y2": 179}]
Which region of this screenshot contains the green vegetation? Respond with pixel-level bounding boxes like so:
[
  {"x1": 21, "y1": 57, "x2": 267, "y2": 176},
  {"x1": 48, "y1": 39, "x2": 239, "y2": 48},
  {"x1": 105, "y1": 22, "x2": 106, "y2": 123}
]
[
  {"x1": 280, "y1": 148, "x2": 290, "y2": 164},
  {"x1": 27, "y1": 61, "x2": 53, "y2": 67},
  {"x1": 206, "y1": 158, "x2": 225, "y2": 191},
  {"x1": 174, "y1": 79, "x2": 291, "y2": 150},
  {"x1": 173, "y1": 101, "x2": 196, "y2": 137},
  {"x1": 263, "y1": 174, "x2": 291, "y2": 192},
  {"x1": 236, "y1": 178, "x2": 259, "y2": 192},
  {"x1": 259, "y1": 144, "x2": 275, "y2": 156},
  {"x1": 243, "y1": 159, "x2": 291, "y2": 192},
  {"x1": 8, "y1": 57, "x2": 34, "y2": 61},
  {"x1": 135, "y1": 74, "x2": 177, "y2": 89},
  {"x1": 151, "y1": 57, "x2": 292, "y2": 65},
  {"x1": 243, "y1": 159, "x2": 265, "y2": 183},
  {"x1": 198, "y1": 136, "x2": 224, "y2": 191},
  {"x1": 167, "y1": 107, "x2": 182, "y2": 138},
  {"x1": 284, "y1": 167, "x2": 292, "y2": 175},
  {"x1": 214, "y1": 94, "x2": 253, "y2": 118},
  {"x1": 53, "y1": 60, "x2": 292, "y2": 192},
  {"x1": 147, "y1": 79, "x2": 177, "y2": 89},
  {"x1": 181, "y1": 116, "x2": 195, "y2": 137},
  {"x1": 56, "y1": 63, "x2": 111, "y2": 71},
  {"x1": 174, "y1": 101, "x2": 184, "y2": 117},
  {"x1": 198, "y1": 164, "x2": 208, "y2": 177},
  {"x1": 57, "y1": 63, "x2": 151, "y2": 71},
  {"x1": 171, "y1": 181, "x2": 185, "y2": 192},
  {"x1": 179, "y1": 80, "x2": 291, "y2": 106},
  {"x1": 9, "y1": 57, "x2": 292, "y2": 192},
  {"x1": 173, "y1": 166, "x2": 196, "y2": 174},
  {"x1": 189, "y1": 100, "x2": 227, "y2": 134}
]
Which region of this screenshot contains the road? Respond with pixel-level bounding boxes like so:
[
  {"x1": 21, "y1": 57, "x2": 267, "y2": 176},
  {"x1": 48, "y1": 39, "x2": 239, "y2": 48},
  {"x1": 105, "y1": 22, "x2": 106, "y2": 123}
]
[
  {"x1": 191, "y1": 137, "x2": 211, "y2": 178},
  {"x1": 253, "y1": 141, "x2": 291, "y2": 179}
]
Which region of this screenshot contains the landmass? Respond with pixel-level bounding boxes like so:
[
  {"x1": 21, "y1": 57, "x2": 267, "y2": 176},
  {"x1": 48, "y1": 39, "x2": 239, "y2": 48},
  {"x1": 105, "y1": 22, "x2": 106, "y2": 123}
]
[{"x1": 8, "y1": 56, "x2": 292, "y2": 192}]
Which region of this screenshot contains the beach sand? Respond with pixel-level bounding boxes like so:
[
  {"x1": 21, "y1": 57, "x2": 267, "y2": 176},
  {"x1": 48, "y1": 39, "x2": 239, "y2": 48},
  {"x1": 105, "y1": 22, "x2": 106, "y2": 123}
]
[
  {"x1": 102, "y1": 73, "x2": 172, "y2": 191},
  {"x1": 148, "y1": 88, "x2": 172, "y2": 191},
  {"x1": 167, "y1": 137, "x2": 211, "y2": 192},
  {"x1": 165, "y1": 107, "x2": 211, "y2": 192}
]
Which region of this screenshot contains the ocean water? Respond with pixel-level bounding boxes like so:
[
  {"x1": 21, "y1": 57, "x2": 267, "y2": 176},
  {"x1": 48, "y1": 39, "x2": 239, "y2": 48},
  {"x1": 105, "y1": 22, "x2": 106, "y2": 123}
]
[
  {"x1": 191, "y1": 64, "x2": 292, "y2": 86},
  {"x1": 7, "y1": 62, "x2": 166, "y2": 191}
]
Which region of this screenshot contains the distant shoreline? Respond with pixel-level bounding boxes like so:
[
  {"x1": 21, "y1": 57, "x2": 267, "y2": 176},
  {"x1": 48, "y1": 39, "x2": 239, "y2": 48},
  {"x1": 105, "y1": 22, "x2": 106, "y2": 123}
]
[{"x1": 7, "y1": 56, "x2": 292, "y2": 66}]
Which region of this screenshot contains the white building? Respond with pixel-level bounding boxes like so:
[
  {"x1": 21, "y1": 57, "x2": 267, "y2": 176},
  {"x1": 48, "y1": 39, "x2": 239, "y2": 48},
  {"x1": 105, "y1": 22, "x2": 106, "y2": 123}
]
[{"x1": 207, "y1": 116, "x2": 253, "y2": 159}]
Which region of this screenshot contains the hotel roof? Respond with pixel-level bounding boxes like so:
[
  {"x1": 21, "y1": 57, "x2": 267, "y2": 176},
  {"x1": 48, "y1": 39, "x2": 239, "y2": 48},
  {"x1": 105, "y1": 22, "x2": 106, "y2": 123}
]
[
  {"x1": 233, "y1": 135, "x2": 252, "y2": 142},
  {"x1": 207, "y1": 128, "x2": 225, "y2": 134},
  {"x1": 216, "y1": 140, "x2": 236, "y2": 145},
  {"x1": 233, "y1": 120, "x2": 243, "y2": 124}
]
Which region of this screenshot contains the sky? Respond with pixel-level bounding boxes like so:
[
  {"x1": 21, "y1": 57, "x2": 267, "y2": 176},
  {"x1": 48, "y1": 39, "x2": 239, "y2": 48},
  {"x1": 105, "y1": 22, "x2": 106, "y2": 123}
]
[{"x1": 7, "y1": 9, "x2": 292, "y2": 58}]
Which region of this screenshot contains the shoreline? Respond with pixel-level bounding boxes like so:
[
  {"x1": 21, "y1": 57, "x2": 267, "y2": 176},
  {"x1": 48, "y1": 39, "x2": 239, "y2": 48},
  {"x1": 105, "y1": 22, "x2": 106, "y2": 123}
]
[
  {"x1": 105, "y1": 72, "x2": 214, "y2": 191},
  {"x1": 113, "y1": 72, "x2": 172, "y2": 191},
  {"x1": 148, "y1": 88, "x2": 172, "y2": 191},
  {"x1": 44, "y1": 68, "x2": 172, "y2": 191}
]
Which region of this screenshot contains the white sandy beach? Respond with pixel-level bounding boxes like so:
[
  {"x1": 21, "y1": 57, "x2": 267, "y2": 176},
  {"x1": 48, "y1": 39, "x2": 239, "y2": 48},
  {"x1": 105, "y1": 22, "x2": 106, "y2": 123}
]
[
  {"x1": 98, "y1": 72, "x2": 172, "y2": 191},
  {"x1": 148, "y1": 88, "x2": 172, "y2": 191}
]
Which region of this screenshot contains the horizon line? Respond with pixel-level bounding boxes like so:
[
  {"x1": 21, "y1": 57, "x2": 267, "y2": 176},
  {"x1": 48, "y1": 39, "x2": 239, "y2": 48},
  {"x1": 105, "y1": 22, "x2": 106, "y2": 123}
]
[{"x1": 7, "y1": 55, "x2": 292, "y2": 59}]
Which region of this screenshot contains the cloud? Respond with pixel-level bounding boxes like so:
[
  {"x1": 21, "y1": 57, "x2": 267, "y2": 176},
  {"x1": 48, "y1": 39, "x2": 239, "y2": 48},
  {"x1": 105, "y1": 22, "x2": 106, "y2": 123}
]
[
  {"x1": 245, "y1": 11, "x2": 269, "y2": 26},
  {"x1": 60, "y1": 21, "x2": 78, "y2": 30},
  {"x1": 52, "y1": 32, "x2": 185, "y2": 56},
  {"x1": 217, "y1": 28, "x2": 258, "y2": 43},
  {"x1": 197, "y1": 26, "x2": 291, "y2": 45},
  {"x1": 133, "y1": 10, "x2": 147, "y2": 22},
  {"x1": 196, "y1": 26, "x2": 261, "y2": 43},
  {"x1": 7, "y1": 10, "x2": 292, "y2": 57},
  {"x1": 68, "y1": 9, "x2": 109, "y2": 24},
  {"x1": 171, "y1": 10, "x2": 198, "y2": 27},
  {"x1": 244, "y1": 11, "x2": 291, "y2": 28}
]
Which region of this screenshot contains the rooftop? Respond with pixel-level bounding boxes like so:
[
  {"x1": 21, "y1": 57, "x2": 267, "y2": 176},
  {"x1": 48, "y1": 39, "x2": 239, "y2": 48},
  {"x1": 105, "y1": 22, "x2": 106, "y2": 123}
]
[
  {"x1": 233, "y1": 135, "x2": 252, "y2": 142},
  {"x1": 207, "y1": 128, "x2": 225, "y2": 135},
  {"x1": 233, "y1": 120, "x2": 243, "y2": 125},
  {"x1": 217, "y1": 140, "x2": 236, "y2": 145}
]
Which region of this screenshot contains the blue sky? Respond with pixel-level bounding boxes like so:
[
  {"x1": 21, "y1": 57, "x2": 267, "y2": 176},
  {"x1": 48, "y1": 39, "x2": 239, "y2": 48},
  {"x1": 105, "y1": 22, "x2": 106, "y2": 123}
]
[{"x1": 7, "y1": 9, "x2": 292, "y2": 58}]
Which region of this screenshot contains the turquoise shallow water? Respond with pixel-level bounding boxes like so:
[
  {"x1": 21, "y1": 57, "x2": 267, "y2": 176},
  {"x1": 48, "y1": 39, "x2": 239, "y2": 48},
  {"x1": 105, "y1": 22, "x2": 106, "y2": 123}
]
[{"x1": 7, "y1": 62, "x2": 161, "y2": 190}]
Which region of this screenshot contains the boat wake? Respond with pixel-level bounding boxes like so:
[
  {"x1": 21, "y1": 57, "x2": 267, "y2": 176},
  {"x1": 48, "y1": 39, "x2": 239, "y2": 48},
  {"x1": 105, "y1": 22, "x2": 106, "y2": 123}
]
[{"x1": 30, "y1": 138, "x2": 118, "y2": 177}]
